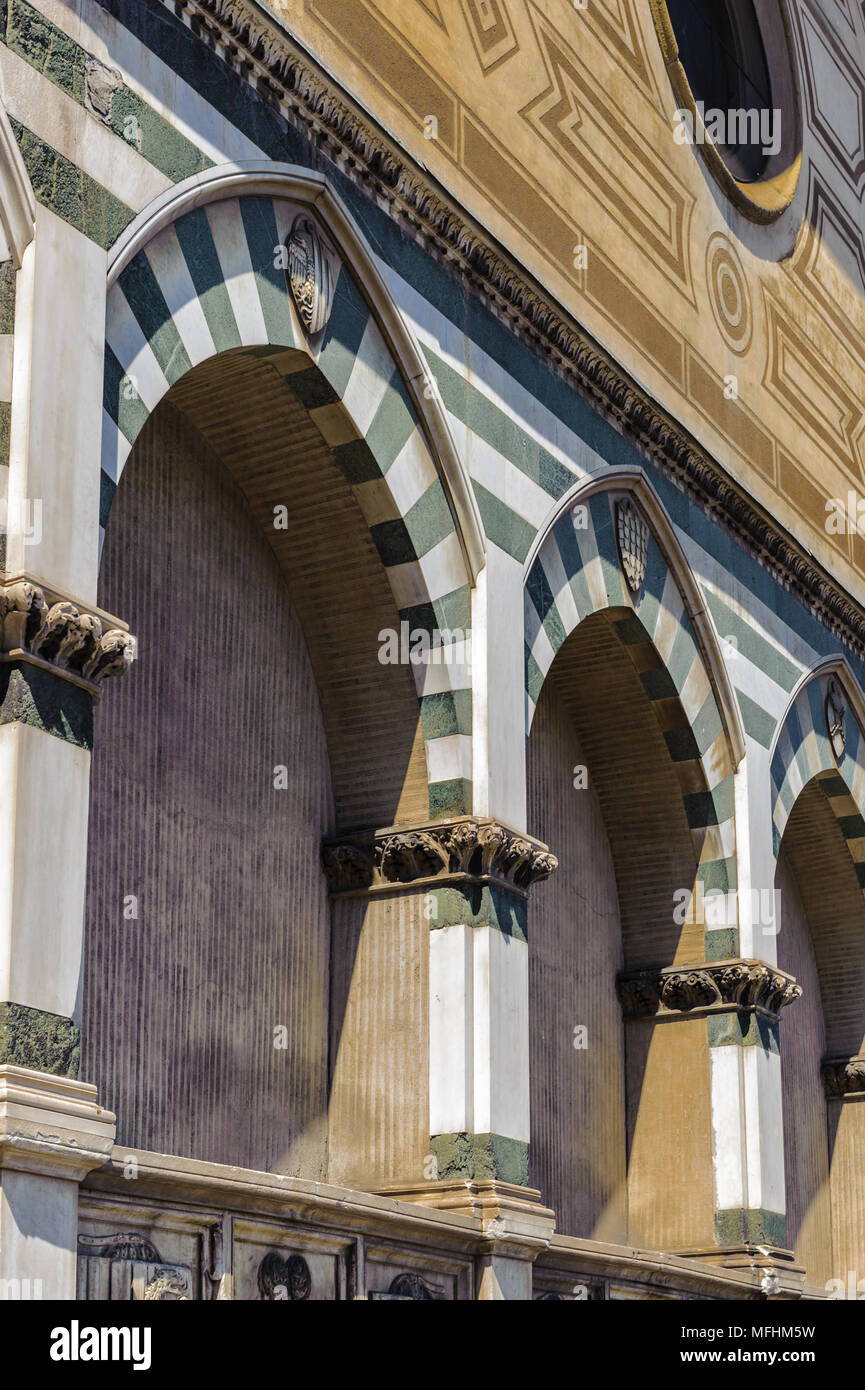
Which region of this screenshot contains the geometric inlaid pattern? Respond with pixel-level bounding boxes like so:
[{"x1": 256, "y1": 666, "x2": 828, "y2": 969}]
[
  {"x1": 763, "y1": 291, "x2": 865, "y2": 483},
  {"x1": 797, "y1": 1, "x2": 865, "y2": 195},
  {"x1": 521, "y1": 4, "x2": 694, "y2": 297},
  {"x1": 460, "y1": 0, "x2": 518, "y2": 71}
]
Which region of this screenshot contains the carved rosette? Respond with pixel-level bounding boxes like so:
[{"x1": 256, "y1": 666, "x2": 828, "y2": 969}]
[
  {"x1": 0, "y1": 579, "x2": 135, "y2": 691},
  {"x1": 322, "y1": 817, "x2": 557, "y2": 895},
  {"x1": 617, "y1": 960, "x2": 802, "y2": 1022},
  {"x1": 822, "y1": 1057, "x2": 865, "y2": 1100}
]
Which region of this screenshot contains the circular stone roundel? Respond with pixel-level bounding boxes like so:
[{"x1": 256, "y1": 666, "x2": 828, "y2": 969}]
[{"x1": 706, "y1": 233, "x2": 753, "y2": 355}]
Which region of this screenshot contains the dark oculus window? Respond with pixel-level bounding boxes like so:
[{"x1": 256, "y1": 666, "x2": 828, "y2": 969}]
[{"x1": 666, "y1": 0, "x2": 773, "y2": 181}]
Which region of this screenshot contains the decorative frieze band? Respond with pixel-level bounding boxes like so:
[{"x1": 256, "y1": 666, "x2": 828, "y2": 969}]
[
  {"x1": 617, "y1": 959, "x2": 802, "y2": 1023},
  {"x1": 0, "y1": 577, "x2": 135, "y2": 694},
  {"x1": 172, "y1": 0, "x2": 865, "y2": 659},
  {"x1": 822, "y1": 1056, "x2": 865, "y2": 1100},
  {"x1": 321, "y1": 817, "x2": 557, "y2": 896}
]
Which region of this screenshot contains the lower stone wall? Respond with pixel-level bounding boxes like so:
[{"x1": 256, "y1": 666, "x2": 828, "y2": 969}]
[{"x1": 77, "y1": 1148, "x2": 816, "y2": 1301}]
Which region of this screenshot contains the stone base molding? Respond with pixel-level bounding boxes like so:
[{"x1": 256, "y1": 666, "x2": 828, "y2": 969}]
[
  {"x1": 321, "y1": 816, "x2": 557, "y2": 897},
  {"x1": 70, "y1": 1149, "x2": 818, "y2": 1299},
  {"x1": 376, "y1": 1177, "x2": 555, "y2": 1255},
  {"x1": 376, "y1": 1177, "x2": 555, "y2": 1299},
  {"x1": 671, "y1": 1240, "x2": 806, "y2": 1295},
  {"x1": 0, "y1": 574, "x2": 135, "y2": 696},
  {"x1": 0, "y1": 1064, "x2": 116, "y2": 1180},
  {"x1": 377, "y1": 1176, "x2": 550, "y2": 1219},
  {"x1": 822, "y1": 1055, "x2": 865, "y2": 1100},
  {"x1": 538, "y1": 1234, "x2": 809, "y2": 1301},
  {"x1": 617, "y1": 958, "x2": 802, "y2": 1024}
]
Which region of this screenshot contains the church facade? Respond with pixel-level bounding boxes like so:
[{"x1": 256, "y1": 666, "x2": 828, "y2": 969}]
[{"x1": 0, "y1": 0, "x2": 863, "y2": 1300}]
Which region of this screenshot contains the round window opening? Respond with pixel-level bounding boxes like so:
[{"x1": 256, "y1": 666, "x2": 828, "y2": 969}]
[{"x1": 653, "y1": 0, "x2": 801, "y2": 221}]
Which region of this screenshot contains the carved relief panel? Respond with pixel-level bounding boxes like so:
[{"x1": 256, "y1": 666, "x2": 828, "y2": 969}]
[{"x1": 231, "y1": 1220, "x2": 353, "y2": 1301}]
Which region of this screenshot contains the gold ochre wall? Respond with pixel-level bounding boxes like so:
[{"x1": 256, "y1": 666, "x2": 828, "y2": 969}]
[{"x1": 274, "y1": 0, "x2": 865, "y2": 608}]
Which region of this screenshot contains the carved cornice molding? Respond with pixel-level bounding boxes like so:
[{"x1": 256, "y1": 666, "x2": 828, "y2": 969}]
[
  {"x1": 617, "y1": 960, "x2": 802, "y2": 1022},
  {"x1": 822, "y1": 1055, "x2": 865, "y2": 1100},
  {"x1": 0, "y1": 577, "x2": 136, "y2": 694},
  {"x1": 164, "y1": 0, "x2": 865, "y2": 656},
  {"x1": 321, "y1": 817, "x2": 557, "y2": 897}
]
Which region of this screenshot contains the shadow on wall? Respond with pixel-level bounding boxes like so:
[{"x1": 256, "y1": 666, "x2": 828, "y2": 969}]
[
  {"x1": 527, "y1": 612, "x2": 715, "y2": 1251},
  {"x1": 776, "y1": 777, "x2": 865, "y2": 1292},
  {"x1": 83, "y1": 354, "x2": 429, "y2": 1180}
]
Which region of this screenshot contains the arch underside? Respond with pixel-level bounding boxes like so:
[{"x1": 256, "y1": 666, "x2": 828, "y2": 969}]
[
  {"x1": 771, "y1": 674, "x2": 865, "y2": 899},
  {"x1": 777, "y1": 778, "x2": 865, "y2": 1287},
  {"x1": 165, "y1": 356, "x2": 431, "y2": 831},
  {"x1": 525, "y1": 490, "x2": 735, "y2": 893},
  {"x1": 527, "y1": 613, "x2": 720, "y2": 1248}
]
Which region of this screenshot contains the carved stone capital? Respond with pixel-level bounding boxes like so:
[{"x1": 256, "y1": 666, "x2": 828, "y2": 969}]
[
  {"x1": 617, "y1": 959, "x2": 802, "y2": 1022},
  {"x1": 322, "y1": 817, "x2": 557, "y2": 896},
  {"x1": 822, "y1": 1056, "x2": 865, "y2": 1100},
  {"x1": 320, "y1": 843, "x2": 375, "y2": 892},
  {"x1": 0, "y1": 576, "x2": 135, "y2": 694}
]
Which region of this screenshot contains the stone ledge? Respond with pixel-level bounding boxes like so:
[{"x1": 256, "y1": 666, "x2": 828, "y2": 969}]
[
  {"x1": 542, "y1": 1234, "x2": 809, "y2": 1300},
  {"x1": 375, "y1": 1178, "x2": 555, "y2": 1255},
  {"x1": 0, "y1": 1064, "x2": 116, "y2": 1180},
  {"x1": 80, "y1": 1151, "x2": 816, "y2": 1298}
]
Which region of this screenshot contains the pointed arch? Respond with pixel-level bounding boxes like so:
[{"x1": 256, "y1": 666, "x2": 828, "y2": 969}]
[
  {"x1": 104, "y1": 161, "x2": 484, "y2": 582},
  {"x1": 100, "y1": 162, "x2": 485, "y2": 818},
  {"x1": 524, "y1": 469, "x2": 744, "y2": 892},
  {"x1": 771, "y1": 655, "x2": 865, "y2": 1288},
  {"x1": 770, "y1": 656, "x2": 865, "y2": 885}
]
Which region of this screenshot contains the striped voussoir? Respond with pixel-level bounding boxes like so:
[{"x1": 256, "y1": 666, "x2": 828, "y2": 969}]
[
  {"x1": 524, "y1": 491, "x2": 736, "y2": 892},
  {"x1": 771, "y1": 675, "x2": 865, "y2": 886},
  {"x1": 100, "y1": 193, "x2": 472, "y2": 818}
]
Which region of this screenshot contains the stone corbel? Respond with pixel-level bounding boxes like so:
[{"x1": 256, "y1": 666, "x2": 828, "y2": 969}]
[
  {"x1": 0, "y1": 576, "x2": 136, "y2": 697},
  {"x1": 321, "y1": 816, "x2": 557, "y2": 897},
  {"x1": 822, "y1": 1056, "x2": 865, "y2": 1100},
  {"x1": 617, "y1": 959, "x2": 802, "y2": 1023}
]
